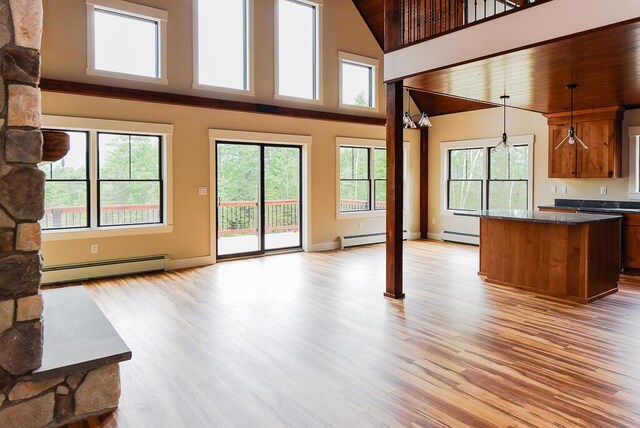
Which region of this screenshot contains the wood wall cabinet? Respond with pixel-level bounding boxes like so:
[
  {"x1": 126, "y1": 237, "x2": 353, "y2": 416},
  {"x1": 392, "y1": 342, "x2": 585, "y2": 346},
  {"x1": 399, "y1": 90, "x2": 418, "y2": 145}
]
[{"x1": 545, "y1": 107, "x2": 624, "y2": 178}]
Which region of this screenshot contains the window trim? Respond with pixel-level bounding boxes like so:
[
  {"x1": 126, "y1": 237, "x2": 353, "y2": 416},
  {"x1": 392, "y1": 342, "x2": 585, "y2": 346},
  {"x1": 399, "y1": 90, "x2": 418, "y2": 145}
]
[
  {"x1": 192, "y1": 0, "x2": 255, "y2": 96},
  {"x1": 338, "y1": 51, "x2": 379, "y2": 112},
  {"x1": 440, "y1": 135, "x2": 534, "y2": 216},
  {"x1": 628, "y1": 127, "x2": 640, "y2": 199},
  {"x1": 336, "y1": 137, "x2": 410, "y2": 220},
  {"x1": 41, "y1": 115, "x2": 174, "y2": 241},
  {"x1": 274, "y1": 0, "x2": 324, "y2": 105},
  {"x1": 86, "y1": 0, "x2": 169, "y2": 85}
]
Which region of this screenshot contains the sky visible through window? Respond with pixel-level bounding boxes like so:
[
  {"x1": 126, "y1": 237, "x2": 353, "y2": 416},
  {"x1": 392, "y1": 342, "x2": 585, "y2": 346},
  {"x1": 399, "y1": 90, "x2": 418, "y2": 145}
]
[
  {"x1": 198, "y1": 0, "x2": 247, "y2": 90},
  {"x1": 342, "y1": 61, "x2": 371, "y2": 107},
  {"x1": 278, "y1": 0, "x2": 316, "y2": 99},
  {"x1": 94, "y1": 9, "x2": 158, "y2": 78}
]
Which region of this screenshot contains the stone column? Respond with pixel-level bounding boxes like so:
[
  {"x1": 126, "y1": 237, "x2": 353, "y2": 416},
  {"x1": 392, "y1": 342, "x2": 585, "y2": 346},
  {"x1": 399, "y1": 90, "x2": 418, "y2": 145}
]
[{"x1": 0, "y1": 0, "x2": 45, "y2": 395}]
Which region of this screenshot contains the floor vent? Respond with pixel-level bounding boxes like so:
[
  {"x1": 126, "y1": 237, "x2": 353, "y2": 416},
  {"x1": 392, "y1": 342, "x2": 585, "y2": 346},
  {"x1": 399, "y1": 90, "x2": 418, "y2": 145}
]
[
  {"x1": 441, "y1": 231, "x2": 479, "y2": 246},
  {"x1": 42, "y1": 255, "x2": 169, "y2": 285},
  {"x1": 339, "y1": 230, "x2": 409, "y2": 249}
]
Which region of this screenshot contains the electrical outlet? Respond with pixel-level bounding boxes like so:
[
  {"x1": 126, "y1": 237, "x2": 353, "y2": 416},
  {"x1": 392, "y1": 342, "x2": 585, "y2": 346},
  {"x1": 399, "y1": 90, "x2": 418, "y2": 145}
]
[
  {"x1": 359, "y1": 222, "x2": 363, "y2": 230},
  {"x1": 198, "y1": 186, "x2": 208, "y2": 196},
  {"x1": 90, "y1": 244, "x2": 99, "y2": 254},
  {"x1": 551, "y1": 185, "x2": 557, "y2": 194},
  {"x1": 600, "y1": 186, "x2": 608, "y2": 195},
  {"x1": 560, "y1": 185, "x2": 568, "y2": 194},
  {"x1": 432, "y1": 218, "x2": 436, "y2": 225}
]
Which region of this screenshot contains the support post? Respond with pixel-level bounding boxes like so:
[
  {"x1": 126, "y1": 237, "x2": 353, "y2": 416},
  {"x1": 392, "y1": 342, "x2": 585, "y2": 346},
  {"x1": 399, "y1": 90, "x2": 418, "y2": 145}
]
[
  {"x1": 384, "y1": 0, "x2": 402, "y2": 51},
  {"x1": 385, "y1": 81, "x2": 405, "y2": 299},
  {"x1": 420, "y1": 128, "x2": 429, "y2": 239}
]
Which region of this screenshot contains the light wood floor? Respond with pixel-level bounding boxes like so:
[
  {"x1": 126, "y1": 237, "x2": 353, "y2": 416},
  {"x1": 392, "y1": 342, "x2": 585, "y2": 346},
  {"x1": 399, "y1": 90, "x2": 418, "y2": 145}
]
[{"x1": 64, "y1": 240, "x2": 640, "y2": 427}]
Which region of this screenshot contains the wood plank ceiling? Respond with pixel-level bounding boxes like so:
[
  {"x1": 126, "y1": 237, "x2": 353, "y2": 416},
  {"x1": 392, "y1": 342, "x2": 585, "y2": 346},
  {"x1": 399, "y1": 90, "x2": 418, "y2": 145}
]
[{"x1": 352, "y1": 1, "x2": 640, "y2": 116}]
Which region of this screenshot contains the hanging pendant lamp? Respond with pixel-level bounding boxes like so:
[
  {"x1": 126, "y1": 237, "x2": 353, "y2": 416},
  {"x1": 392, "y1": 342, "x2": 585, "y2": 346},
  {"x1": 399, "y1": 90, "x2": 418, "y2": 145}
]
[
  {"x1": 555, "y1": 83, "x2": 588, "y2": 150},
  {"x1": 495, "y1": 95, "x2": 513, "y2": 150},
  {"x1": 403, "y1": 89, "x2": 432, "y2": 129}
]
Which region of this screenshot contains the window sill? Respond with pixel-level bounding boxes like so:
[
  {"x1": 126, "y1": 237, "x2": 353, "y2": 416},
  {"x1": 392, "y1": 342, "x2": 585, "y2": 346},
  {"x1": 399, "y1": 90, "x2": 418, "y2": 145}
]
[
  {"x1": 338, "y1": 102, "x2": 378, "y2": 113},
  {"x1": 86, "y1": 68, "x2": 169, "y2": 85},
  {"x1": 336, "y1": 210, "x2": 409, "y2": 220},
  {"x1": 192, "y1": 83, "x2": 255, "y2": 97},
  {"x1": 42, "y1": 224, "x2": 174, "y2": 242}
]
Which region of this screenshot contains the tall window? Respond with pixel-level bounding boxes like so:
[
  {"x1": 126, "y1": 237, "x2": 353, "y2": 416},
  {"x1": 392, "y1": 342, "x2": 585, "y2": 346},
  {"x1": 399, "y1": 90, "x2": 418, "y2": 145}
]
[
  {"x1": 339, "y1": 147, "x2": 370, "y2": 212},
  {"x1": 98, "y1": 133, "x2": 163, "y2": 226},
  {"x1": 40, "y1": 117, "x2": 172, "y2": 234},
  {"x1": 196, "y1": 0, "x2": 250, "y2": 91},
  {"x1": 339, "y1": 52, "x2": 378, "y2": 110},
  {"x1": 277, "y1": 0, "x2": 320, "y2": 101},
  {"x1": 445, "y1": 141, "x2": 531, "y2": 211},
  {"x1": 87, "y1": 0, "x2": 168, "y2": 83},
  {"x1": 40, "y1": 132, "x2": 90, "y2": 230},
  {"x1": 373, "y1": 149, "x2": 386, "y2": 209}
]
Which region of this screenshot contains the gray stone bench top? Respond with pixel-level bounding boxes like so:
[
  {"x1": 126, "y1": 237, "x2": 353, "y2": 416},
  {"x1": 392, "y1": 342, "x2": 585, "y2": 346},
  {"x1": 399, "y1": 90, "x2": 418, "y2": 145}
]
[{"x1": 32, "y1": 286, "x2": 131, "y2": 380}]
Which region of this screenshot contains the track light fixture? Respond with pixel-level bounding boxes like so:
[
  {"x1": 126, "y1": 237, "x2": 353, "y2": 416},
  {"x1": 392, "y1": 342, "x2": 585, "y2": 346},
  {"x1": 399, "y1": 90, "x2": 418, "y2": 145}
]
[
  {"x1": 555, "y1": 83, "x2": 588, "y2": 150},
  {"x1": 495, "y1": 95, "x2": 513, "y2": 150},
  {"x1": 403, "y1": 89, "x2": 432, "y2": 129}
]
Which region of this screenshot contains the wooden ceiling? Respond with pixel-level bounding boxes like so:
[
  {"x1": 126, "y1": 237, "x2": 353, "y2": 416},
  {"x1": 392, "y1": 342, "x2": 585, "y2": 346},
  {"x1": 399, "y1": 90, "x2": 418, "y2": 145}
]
[{"x1": 351, "y1": 1, "x2": 640, "y2": 116}]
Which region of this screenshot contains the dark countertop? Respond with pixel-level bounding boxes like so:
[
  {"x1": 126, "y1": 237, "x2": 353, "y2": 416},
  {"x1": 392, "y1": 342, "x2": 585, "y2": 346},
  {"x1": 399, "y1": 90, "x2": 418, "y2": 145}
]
[
  {"x1": 455, "y1": 209, "x2": 622, "y2": 225},
  {"x1": 539, "y1": 199, "x2": 640, "y2": 214},
  {"x1": 33, "y1": 286, "x2": 132, "y2": 380}
]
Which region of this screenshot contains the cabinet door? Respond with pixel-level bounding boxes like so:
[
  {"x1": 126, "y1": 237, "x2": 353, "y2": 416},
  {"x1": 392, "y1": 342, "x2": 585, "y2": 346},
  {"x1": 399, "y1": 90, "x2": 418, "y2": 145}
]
[
  {"x1": 577, "y1": 120, "x2": 615, "y2": 178},
  {"x1": 548, "y1": 123, "x2": 577, "y2": 178},
  {"x1": 624, "y1": 224, "x2": 640, "y2": 269}
]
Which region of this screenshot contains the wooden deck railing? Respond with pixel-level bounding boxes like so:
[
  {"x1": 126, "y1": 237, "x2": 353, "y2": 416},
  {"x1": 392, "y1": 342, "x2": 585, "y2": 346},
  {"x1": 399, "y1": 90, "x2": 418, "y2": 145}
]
[{"x1": 398, "y1": 0, "x2": 552, "y2": 48}]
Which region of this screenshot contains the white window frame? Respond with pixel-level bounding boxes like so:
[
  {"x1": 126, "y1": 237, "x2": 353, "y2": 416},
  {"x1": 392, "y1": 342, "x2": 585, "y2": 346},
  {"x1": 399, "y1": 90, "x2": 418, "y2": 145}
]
[
  {"x1": 628, "y1": 127, "x2": 640, "y2": 199},
  {"x1": 336, "y1": 137, "x2": 410, "y2": 220},
  {"x1": 192, "y1": 0, "x2": 255, "y2": 96},
  {"x1": 41, "y1": 115, "x2": 174, "y2": 241},
  {"x1": 440, "y1": 135, "x2": 534, "y2": 216},
  {"x1": 274, "y1": 0, "x2": 323, "y2": 105},
  {"x1": 338, "y1": 51, "x2": 379, "y2": 112},
  {"x1": 86, "y1": 0, "x2": 168, "y2": 85}
]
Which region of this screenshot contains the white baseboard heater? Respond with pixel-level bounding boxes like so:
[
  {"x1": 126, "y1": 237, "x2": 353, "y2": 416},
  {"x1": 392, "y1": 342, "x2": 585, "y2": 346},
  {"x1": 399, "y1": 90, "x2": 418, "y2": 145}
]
[
  {"x1": 339, "y1": 230, "x2": 409, "y2": 249},
  {"x1": 42, "y1": 255, "x2": 169, "y2": 285},
  {"x1": 441, "y1": 230, "x2": 479, "y2": 246}
]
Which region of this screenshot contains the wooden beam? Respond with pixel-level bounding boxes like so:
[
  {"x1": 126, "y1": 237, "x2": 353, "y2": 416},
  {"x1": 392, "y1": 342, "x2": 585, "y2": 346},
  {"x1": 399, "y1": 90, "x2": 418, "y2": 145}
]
[
  {"x1": 420, "y1": 128, "x2": 429, "y2": 240},
  {"x1": 39, "y1": 79, "x2": 386, "y2": 127},
  {"x1": 383, "y1": 0, "x2": 401, "y2": 52},
  {"x1": 385, "y1": 80, "x2": 405, "y2": 299}
]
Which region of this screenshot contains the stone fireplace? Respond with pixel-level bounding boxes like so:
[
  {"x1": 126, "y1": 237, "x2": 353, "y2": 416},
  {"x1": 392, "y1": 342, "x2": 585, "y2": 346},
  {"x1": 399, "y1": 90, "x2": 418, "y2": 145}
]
[{"x1": 0, "y1": 1, "x2": 131, "y2": 427}]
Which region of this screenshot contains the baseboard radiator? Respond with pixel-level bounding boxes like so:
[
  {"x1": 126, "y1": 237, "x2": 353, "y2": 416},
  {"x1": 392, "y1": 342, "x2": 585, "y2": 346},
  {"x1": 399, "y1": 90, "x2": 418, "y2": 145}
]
[
  {"x1": 42, "y1": 255, "x2": 169, "y2": 285},
  {"x1": 339, "y1": 230, "x2": 409, "y2": 249},
  {"x1": 441, "y1": 230, "x2": 479, "y2": 246}
]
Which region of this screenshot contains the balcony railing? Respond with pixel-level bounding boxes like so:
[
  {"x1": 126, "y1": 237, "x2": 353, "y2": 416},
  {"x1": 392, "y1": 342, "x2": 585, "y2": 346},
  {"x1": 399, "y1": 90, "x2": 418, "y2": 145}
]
[{"x1": 400, "y1": 0, "x2": 551, "y2": 47}]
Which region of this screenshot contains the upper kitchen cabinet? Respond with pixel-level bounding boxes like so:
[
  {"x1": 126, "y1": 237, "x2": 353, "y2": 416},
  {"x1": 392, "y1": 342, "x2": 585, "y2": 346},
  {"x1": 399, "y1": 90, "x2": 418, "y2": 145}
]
[{"x1": 545, "y1": 107, "x2": 624, "y2": 179}]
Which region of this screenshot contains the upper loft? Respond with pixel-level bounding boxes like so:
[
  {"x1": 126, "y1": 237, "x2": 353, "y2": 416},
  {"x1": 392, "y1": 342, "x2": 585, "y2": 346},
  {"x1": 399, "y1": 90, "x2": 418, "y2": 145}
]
[{"x1": 353, "y1": 0, "x2": 640, "y2": 115}]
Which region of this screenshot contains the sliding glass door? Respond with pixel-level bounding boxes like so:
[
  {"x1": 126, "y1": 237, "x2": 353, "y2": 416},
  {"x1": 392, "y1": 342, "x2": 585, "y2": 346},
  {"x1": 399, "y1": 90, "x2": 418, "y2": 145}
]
[{"x1": 216, "y1": 142, "x2": 301, "y2": 258}]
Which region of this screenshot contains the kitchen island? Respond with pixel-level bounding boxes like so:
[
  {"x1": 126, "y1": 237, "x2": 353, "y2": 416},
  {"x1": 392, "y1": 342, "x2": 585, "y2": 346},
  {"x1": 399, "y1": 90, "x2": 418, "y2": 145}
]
[{"x1": 456, "y1": 210, "x2": 622, "y2": 303}]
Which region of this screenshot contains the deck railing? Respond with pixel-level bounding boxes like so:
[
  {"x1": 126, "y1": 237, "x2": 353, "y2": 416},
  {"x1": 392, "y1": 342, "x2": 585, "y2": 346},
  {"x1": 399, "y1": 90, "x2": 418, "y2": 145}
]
[
  {"x1": 400, "y1": 0, "x2": 551, "y2": 47},
  {"x1": 42, "y1": 204, "x2": 161, "y2": 229},
  {"x1": 217, "y1": 200, "x2": 301, "y2": 237}
]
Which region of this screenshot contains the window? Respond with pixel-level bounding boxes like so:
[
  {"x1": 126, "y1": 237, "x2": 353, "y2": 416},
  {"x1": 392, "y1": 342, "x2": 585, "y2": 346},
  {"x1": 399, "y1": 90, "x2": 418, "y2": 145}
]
[
  {"x1": 339, "y1": 147, "x2": 371, "y2": 212},
  {"x1": 87, "y1": 0, "x2": 168, "y2": 83},
  {"x1": 447, "y1": 148, "x2": 483, "y2": 211},
  {"x1": 40, "y1": 132, "x2": 90, "y2": 230},
  {"x1": 195, "y1": 0, "x2": 251, "y2": 93},
  {"x1": 41, "y1": 116, "x2": 174, "y2": 238},
  {"x1": 276, "y1": 0, "x2": 321, "y2": 101},
  {"x1": 373, "y1": 149, "x2": 386, "y2": 209},
  {"x1": 98, "y1": 133, "x2": 163, "y2": 226},
  {"x1": 488, "y1": 146, "x2": 529, "y2": 210},
  {"x1": 339, "y1": 52, "x2": 378, "y2": 110},
  {"x1": 442, "y1": 135, "x2": 533, "y2": 213}
]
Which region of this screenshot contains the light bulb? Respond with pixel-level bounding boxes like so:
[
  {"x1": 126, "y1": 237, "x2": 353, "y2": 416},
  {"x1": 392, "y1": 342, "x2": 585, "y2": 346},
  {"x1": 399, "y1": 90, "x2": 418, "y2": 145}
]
[{"x1": 418, "y1": 113, "x2": 432, "y2": 128}]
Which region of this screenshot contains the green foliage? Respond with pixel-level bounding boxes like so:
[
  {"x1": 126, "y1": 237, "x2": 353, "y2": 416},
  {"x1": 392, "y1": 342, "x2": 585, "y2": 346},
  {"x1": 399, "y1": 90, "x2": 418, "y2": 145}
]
[{"x1": 353, "y1": 90, "x2": 369, "y2": 107}]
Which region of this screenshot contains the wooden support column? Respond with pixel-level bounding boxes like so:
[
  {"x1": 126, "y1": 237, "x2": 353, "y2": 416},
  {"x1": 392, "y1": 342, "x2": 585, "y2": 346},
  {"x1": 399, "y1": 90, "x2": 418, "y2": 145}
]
[
  {"x1": 420, "y1": 128, "x2": 429, "y2": 239},
  {"x1": 384, "y1": 0, "x2": 402, "y2": 52},
  {"x1": 385, "y1": 80, "x2": 405, "y2": 299}
]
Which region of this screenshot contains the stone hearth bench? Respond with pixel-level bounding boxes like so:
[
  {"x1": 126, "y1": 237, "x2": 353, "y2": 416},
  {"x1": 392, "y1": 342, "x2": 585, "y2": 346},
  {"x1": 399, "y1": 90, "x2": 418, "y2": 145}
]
[{"x1": 0, "y1": 286, "x2": 131, "y2": 428}]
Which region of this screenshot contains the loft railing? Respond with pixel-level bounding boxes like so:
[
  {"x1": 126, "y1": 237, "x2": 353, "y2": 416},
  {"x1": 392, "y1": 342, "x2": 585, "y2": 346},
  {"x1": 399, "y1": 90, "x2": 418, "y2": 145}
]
[{"x1": 400, "y1": 0, "x2": 551, "y2": 47}]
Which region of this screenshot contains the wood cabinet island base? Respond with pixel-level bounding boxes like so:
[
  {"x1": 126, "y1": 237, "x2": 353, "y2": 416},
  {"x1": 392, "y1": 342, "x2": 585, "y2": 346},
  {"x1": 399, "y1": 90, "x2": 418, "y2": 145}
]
[{"x1": 476, "y1": 214, "x2": 621, "y2": 303}]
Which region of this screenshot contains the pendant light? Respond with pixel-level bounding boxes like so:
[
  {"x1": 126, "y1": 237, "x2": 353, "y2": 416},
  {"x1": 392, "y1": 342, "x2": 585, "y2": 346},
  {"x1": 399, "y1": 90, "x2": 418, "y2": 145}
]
[
  {"x1": 495, "y1": 95, "x2": 513, "y2": 150},
  {"x1": 555, "y1": 83, "x2": 588, "y2": 150},
  {"x1": 403, "y1": 89, "x2": 432, "y2": 129}
]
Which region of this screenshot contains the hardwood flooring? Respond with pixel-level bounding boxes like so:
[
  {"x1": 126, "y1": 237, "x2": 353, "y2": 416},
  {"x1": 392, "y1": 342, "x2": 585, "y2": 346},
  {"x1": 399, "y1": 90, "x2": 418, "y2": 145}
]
[{"x1": 61, "y1": 240, "x2": 640, "y2": 427}]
